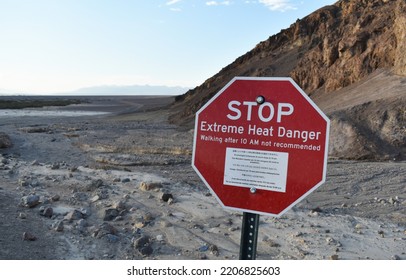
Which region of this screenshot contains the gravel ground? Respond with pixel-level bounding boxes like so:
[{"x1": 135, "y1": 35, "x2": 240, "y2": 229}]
[{"x1": 0, "y1": 96, "x2": 405, "y2": 260}]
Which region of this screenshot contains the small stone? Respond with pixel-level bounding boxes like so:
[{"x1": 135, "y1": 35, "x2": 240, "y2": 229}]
[
  {"x1": 68, "y1": 166, "x2": 78, "y2": 172},
  {"x1": 160, "y1": 221, "x2": 172, "y2": 228},
  {"x1": 51, "y1": 194, "x2": 60, "y2": 202},
  {"x1": 208, "y1": 221, "x2": 221, "y2": 228},
  {"x1": 113, "y1": 216, "x2": 124, "y2": 221},
  {"x1": 113, "y1": 200, "x2": 127, "y2": 211},
  {"x1": 90, "y1": 195, "x2": 101, "y2": 203},
  {"x1": 18, "y1": 179, "x2": 29, "y2": 187},
  {"x1": 143, "y1": 212, "x2": 154, "y2": 222},
  {"x1": 228, "y1": 226, "x2": 239, "y2": 232},
  {"x1": 103, "y1": 208, "x2": 119, "y2": 221},
  {"x1": 161, "y1": 192, "x2": 173, "y2": 202},
  {"x1": 167, "y1": 198, "x2": 174, "y2": 205},
  {"x1": 21, "y1": 195, "x2": 40, "y2": 208},
  {"x1": 121, "y1": 178, "x2": 130, "y2": 183},
  {"x1": 18, "y1": 212, "x2": 27, "y2": 219},
  {"x1": 76, "y1": 219, "x2": 88, "y2": 232},
  {"x1": 156, "y1": 235, "x2": 164, "y2": 242},
  {"x1": 139, "y1": 245, "x2": 153, "y2": 256},
  {"x1": 330, "y1": 254, "x2": 339, "y2": 260},
  {"x1": 134, "y1": 221, "x2": 146, "y2": 229},
  {"x1": 199, "y1": 245, "x2": 209, "y2": 252},
  {"x1": 311, "y1": 207, "x2": 323, "y2": 214},
  {"x1": 139, "y1": 181, "x2": 162, "y2": 191},
  {"x1": 53, "y1": 220, "x2": 64, "y2": 232},
  {"x1": 209, "y1": 244, "x2": 219, "y2": 256},
  {"x1": 65, "y1": 210, "x2": 84, "y2": 221},
  {"x1": 355, "y1": 223, "x2": 363, "y2": 229},
  {"x1": 86, "y1": 179, "x2": 103, "y2": 191},
  {"x1": 0, "y1": 132, "x2": 12, "y2": 148},
  {"x1": 51, "y1": 163, "x2": 60, "y2": 170},
  {"x1": 40, "y1": 207, "x2": 53, "y2": 218},
  {"x1": 198, "y1": 253, "x2": 207, "y2": 259},
  {"x1": 93, "y1": 222, "x2": 118, "y2": 238},
  {"x1": 391, "y1": 255, "x2": 401, "y2": 260},
  {"x1": 133, "y1": 235, "x2": 151, "y2": 253},
  {"x1": 22, "y1": 232, "x2": 37, "y2": 241}
]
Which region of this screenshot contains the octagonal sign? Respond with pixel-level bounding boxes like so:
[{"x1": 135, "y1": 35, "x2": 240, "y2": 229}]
[{"x1": 192, "y1": 77, "x2": 330, "y2": 217}]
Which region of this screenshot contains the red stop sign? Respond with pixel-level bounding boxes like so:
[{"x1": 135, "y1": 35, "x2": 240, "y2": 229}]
[{"x1": 192, "y1": 77, "x2": 330, "y2": 216}]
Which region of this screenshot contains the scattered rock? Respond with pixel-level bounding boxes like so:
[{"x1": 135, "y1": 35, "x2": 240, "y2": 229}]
[
  {"x1": 391, "y1": 255, "x2": 401, "y2": 260},
  {"x1": 22, "y1": 232, "x2": 37, "y2": 241},
  {"x1": 51, "y1": 194, "x2": 60, "y2": 202},
  {"x1": 39, "y1": 206, "x2": 53, "y2": 218},
  {"x1": 52, "y1": 220, "x2": 64, "y2": 232},
  {"x1": 21, "y1": 194, "x2": 40, "y2": 208},
  {"x1": 90, "y1": 195, "x2": 101, "y2": 203},
  {"x1": 18, "y1": 212, "x2": 27, "y2": 219},
  {"x1": 113, "y1": 200, "x2": 127, "y2": 211},
  {"x1": 103, "y1": 208, "x2": 119, "y2": 221},
  {"x1": 134, "y1": 235, "x2": 150, "y2": 248},
  {"x1": 85, "y1": 179, "x2": 103, "y2": 191},
  {"x1": 139, "y1": 181, "x2": 162, "y2": 191},
  {"x1": 326, "y1": 237, "x2": 342, "y2": 247},
  {"x1": 65, "y1": 210, "x2": 84, "y2": 221},
  {"x1": 0, "y1": 132, "x2": 12, "y2": 148},
  {"x1": 209, "y1": 244, "x2": 219, "y2": 256},
  {"x1": 160, "y1": 192, "x2": 173, "y2": 202},
  {"x1": 160, "y1": 221, "x2": 173, "y2": 228},
  {"x1": 133, "y1": 235, "x2": 153, "y2": 256},
  {"x1": 121, "y1": 178, "x2": 130, "y2": 183},
  {"x1": 330, "y1": 254, "x2": 339, "y2": 260},
  {"x1": 50, "y1": 163, "x2": 60, "y2": 170},
  {"x1": 18, "y1": 179, "x2": 29, "y2": 187},
  {"x1": 76, "y1": 219, "x2": 88, "y2": 233},
  {"x1": 93, "y1": 222, "x2": 118, "y2": 238},
  {"x1": 198, "y1": 245, "x2": 209, "y2": 252}
]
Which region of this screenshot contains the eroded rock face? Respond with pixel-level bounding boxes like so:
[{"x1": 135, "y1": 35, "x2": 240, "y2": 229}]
[{"x1": 169, "y1": 0, "x2": 405, "y2": 160}]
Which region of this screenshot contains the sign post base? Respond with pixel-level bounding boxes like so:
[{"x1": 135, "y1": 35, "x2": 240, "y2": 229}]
[{"x1": 239, "y1": 212, "x2": 260, "y2": 260}]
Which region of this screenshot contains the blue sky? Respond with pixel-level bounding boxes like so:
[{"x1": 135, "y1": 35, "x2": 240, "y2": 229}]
[{"x1": 0, "y1": 0, "x2": 336, "y2": 94}]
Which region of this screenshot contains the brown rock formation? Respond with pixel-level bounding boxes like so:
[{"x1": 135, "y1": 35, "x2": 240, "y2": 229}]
[{"x1": 169, "y1": 0, "x2": 405, "y2": 160}]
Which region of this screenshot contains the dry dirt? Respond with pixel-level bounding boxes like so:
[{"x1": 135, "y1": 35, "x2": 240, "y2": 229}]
[{"x1": 0, "y1": 96, "x2": 405, "y2": 260}]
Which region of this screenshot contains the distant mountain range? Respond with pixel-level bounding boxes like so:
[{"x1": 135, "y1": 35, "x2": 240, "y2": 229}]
[
  {"x1": 0, "y1": 85, "x2": 190, "y2": 96},
  {"x1": 68, "y1": 85, "x2": 190, "y2": 96}
]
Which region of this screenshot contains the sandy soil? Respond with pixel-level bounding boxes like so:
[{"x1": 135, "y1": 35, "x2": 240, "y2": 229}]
[{"x1": 0, "y1": 96, "x2": 405, "y2": 260}]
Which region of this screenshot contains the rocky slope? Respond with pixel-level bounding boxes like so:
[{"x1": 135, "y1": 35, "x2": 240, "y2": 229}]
[{"x1": 169, "y1": 0, "x2": 406, "y2": 160}]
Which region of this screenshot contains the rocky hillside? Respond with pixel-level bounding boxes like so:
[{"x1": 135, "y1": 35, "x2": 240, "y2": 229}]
[{"x1": 169, "y1": 0, "x2": 405, "y2": 160}]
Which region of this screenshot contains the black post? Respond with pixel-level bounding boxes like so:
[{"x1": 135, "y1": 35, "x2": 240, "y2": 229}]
[{"x1": 239, "y1": 212, "x2": 260, "y2": 260}]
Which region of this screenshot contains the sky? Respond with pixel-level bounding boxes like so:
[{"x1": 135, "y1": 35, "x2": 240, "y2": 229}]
[{"x1": 0, "y1": 0, "x2": 336, "y2": 94}]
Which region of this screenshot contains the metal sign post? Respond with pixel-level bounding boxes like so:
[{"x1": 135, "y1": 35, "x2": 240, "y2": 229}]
[{"x1": 239, "y1": 212, "x2": 260, "y2": 260}]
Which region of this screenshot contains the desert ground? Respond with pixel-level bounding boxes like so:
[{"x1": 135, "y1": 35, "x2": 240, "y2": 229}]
[{"x1": 0, "y1": 96, "x2": 405, "y2": 260}]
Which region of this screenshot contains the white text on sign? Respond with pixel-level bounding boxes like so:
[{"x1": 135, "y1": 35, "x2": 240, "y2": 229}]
[{"x1": 227, "y1": 101, "x2": 294, "y2": 123}]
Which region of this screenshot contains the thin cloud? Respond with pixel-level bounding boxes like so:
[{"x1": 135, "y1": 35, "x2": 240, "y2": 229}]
[
  {"x1": 166, "y1": 0, "x2": 182, "y2": 5},
  {"x1": 258, "y1": 0, "x2": 297, "y2": 11},
  {"x1": 170, "y1": 7, "x2": 182, "y2": 12},
  {"x1": 206, "y1": 1, "x2": 231, "y2": 6}
]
